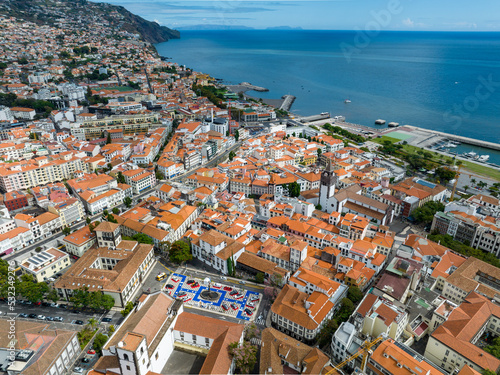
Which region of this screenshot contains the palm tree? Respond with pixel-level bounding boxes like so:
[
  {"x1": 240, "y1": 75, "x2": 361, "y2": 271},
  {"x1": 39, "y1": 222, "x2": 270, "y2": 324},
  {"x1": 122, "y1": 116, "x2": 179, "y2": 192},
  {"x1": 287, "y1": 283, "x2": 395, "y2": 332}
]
[
  {"x1": 87, "y1": 317, "x2": 98, "y2": 330},
  {"x1": 470, "y1": 178, "x2": 476, "y2": 185},
  {"x1": 463, "y1": 185, "x2": 469, "y2": 193}
]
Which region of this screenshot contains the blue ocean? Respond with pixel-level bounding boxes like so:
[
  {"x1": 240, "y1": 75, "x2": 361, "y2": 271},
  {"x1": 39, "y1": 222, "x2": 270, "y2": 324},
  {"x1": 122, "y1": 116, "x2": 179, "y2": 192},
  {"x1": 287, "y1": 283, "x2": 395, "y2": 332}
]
[{"x1": 156, "y1": 30, "x2": 500, "y2": 163}]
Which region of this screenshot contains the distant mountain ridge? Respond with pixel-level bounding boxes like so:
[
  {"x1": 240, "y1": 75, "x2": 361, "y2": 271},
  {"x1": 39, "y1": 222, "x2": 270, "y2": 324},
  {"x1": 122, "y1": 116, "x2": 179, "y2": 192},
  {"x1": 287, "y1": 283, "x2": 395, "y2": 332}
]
[{"x1": 0, "y1": 0, "x2": 180, "y2": 43}]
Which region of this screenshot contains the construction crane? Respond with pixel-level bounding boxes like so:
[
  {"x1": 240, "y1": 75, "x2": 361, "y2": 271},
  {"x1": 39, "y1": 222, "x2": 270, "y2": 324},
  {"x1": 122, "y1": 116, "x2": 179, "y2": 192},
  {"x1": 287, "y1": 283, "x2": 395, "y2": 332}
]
[
  {"x1": 326, "y1": 335, "x2": 386, "y2": 375},
  {"x1": 450, "y1": 164, "x2": 463, "y2": 201}
]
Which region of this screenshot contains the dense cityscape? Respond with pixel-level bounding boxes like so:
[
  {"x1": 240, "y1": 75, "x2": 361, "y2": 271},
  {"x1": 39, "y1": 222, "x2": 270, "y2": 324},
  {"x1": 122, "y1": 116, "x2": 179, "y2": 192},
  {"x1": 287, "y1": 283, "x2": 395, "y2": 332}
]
[{"x1": 0, "y1": 2, "x2": 500, "y2": 375}]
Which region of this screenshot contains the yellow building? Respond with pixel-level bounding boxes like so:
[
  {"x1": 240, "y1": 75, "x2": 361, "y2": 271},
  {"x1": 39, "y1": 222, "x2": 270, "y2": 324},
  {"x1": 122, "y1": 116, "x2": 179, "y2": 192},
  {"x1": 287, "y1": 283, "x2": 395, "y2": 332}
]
[{"x1": 20, "y1": 248, "x2": 70, "y2": 282}]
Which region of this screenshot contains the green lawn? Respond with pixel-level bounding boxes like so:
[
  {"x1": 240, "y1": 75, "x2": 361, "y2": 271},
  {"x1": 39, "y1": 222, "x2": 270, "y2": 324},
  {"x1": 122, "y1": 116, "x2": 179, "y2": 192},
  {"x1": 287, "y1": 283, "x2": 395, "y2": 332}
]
[
  {"x1": 461, "y1": 160, "x2": 500, "y2": 181},
  {"x1": 372, "y1": 136, "x2": 401, "y2": 144},
  {"x1": 106, "y1": 86, "x2": 136, "y2": 92},
  {"x1": 372, "y1": 136, "x2": 500, "y2": 180}
]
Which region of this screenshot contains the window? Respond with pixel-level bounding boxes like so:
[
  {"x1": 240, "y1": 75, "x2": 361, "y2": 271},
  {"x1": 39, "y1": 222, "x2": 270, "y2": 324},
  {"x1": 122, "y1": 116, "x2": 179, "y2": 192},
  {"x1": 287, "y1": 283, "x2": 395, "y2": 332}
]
[
  {"x1": 205, "y1": 337, "x2": 210, "y2": 346},
  {"x1": 126, "y1": 366, "x2": 131, "y2": 370},
  {"x1": 192, "y1": 334, "x2": 197, "y2": 341},
  {"x1": 124, "y1": 354, "x2": 129, "y2": 361}
]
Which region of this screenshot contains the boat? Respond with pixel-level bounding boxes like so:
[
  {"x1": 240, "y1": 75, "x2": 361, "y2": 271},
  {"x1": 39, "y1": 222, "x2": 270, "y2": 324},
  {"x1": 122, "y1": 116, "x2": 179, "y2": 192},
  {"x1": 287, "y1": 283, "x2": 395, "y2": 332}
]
[
  {"x1": 388, "y1": 122, "x2": 400, "y2": 128},
  {"x1": 478, "y1": 155, "x2": 490, "y2": 162},
  {"x1": 344, "y1": 99, "x2": 351, "y2": 103},
  {"x1": 464, "y1": 151, "x2": 477, "y2": 159},
  {"x1": 444, "y1": 142, "x2": 457, "y2": 148},
  {"x1": 375, "y1": 119, "x2": 386, "y2": 125}
]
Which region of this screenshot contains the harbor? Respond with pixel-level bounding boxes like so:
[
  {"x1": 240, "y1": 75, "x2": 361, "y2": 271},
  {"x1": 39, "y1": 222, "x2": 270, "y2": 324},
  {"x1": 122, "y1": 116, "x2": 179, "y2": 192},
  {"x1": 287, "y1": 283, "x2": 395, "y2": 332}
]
[{"x1": 298, "y1": 113, "x2": 500, "y2": 170}]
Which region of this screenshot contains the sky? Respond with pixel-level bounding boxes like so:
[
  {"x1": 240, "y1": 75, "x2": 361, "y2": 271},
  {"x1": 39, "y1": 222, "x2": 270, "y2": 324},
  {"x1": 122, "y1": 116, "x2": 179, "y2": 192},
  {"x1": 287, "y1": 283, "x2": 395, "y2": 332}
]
[{"x1": 100, "y1": 0, "x2": 500, "y2": 31}]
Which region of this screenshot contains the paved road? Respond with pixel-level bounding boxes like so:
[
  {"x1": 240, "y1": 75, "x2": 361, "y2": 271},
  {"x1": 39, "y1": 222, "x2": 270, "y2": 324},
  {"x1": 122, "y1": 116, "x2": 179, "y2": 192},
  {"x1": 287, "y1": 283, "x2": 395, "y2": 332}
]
[{"x1": 170, "y1": 141, "x2": 243, "y2": 182}]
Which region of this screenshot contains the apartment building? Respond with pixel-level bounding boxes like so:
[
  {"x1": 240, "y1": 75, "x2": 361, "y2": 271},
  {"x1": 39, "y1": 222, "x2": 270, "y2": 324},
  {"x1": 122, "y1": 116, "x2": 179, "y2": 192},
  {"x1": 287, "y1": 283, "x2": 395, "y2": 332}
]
[
  {"x1": 441, "y1": 256, "x2": 500, "y2": 304},
  {"x1": 425, "y1": 292, "x2": 500, "y2": 374},
  {"x1": 63, "y1": 226, "x2": 96, "y2": 257},
  {"x1": 48, "y1": 198, "x2": 85, "y2": 227},
  {"x1": 122, "y1": 168, "x2": 156, "y2": 194},
  {"x1": 352, "y1": 293, "x2": 409, "y2": 342},
  {"x1": 0, "y1": 154, "x2": 85, "y2": 192},
  {"x1": 20, "y1": 247, "x2": 70, "y2": 282},
  {"x1": 0, "y1": 320, "x2": 80, "y2": 375},
  {"x1": 260, "y1": 328, "x2": 331, "y2": 375},
  {"x1": 271, "y1": 283, "x2": 347, "y2": 344},
  {"x1": 71, "y1": 113, "x2": 161, "y2": 140},
  {"x1": 368, "y1": 338, "x2": 448, "y2": 375},
  {"x1": 432, "y1": 210, "x2": 500, "y2": 256},
  {"x1": 191, "y1": 229, "x2": 245, "y2": 275}
]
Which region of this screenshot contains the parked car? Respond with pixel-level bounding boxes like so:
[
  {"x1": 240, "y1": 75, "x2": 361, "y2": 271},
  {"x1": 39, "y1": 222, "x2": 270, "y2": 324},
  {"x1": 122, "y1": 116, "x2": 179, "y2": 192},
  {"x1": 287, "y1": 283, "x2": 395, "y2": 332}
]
[
  {"x1": 250, "y1": 296, "x2": 260, "y2": 302},
  {"x1": 212, "y1": 283, "x2": 222, "y2": 289},
  {"x1": 34, "y1": 301, "x2": 41, "y2": 306},
  {"x1": 177, "y1": 292, "x2": 187, "y2": 298},
  {"x1": 235, "y1": 293, "x2": 244, "y2": 299},
  {"x1": 191, "y1": 282, "x2": 199, "y2": 288},
  {"x1": 102, "y1": 317, "x2": 112, "y2": 323},
  {"x1": 18, "y1": 313, "x2": 28, "y2": 318},
  {"x1": 54, "y1": 317, "x2": 64, "y2": 322},
  {"x1": 229, "y1": 290, "x2": 238, "y2": 296},
  {"x1": 74, "y1": 320, "x2": 84, "y2": 325},
  {"x1": 50, "y1": 303, "x2": 59, "y2": 308},
  {"x1": 42, "y1": 302, "x2": 51, "y2": 307},
  {"x1": 223, "y1": 286, "x2": 232, "y2": 292},
  {"x1": 87, "y1": 349, "x2": 96, "y2": 355},
  {"x1": 46, "y1": 316, "x2": 54, "y2": 321},
  {"x1": 171, "y1": 277, "x2": 179, "y2": 283},
  {"x1": 81, "y1": 358, "x2": 90, "y2": 363},
  {"x1": 165, "y1": 284, "x2": 174, "y2": 289},
  {"x1": 222, "y1": 303, "x2": 230, "y2": 311},
  {"x1": 244, "y1": 308, "x2": 253, "y2": 316},
  {"x1": 28, "y1": 314, "x2": 37, "y2": 319},
  {"x1": 230, "y1": 303, "x2": 239, "y2": 311},
  {"x1": 186, "y1": 279, "x2": 195, "y2": 285},
  {"x1": 73, "y1": 367, "x2": 84, "y2": 373},
  {"x1": 37, "y1": 315, "x2": 46, "y2": 320}
]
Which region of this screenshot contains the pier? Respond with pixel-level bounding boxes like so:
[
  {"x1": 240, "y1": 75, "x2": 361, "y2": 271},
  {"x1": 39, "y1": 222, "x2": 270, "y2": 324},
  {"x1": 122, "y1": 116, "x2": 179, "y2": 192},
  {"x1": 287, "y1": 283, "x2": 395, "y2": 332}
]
[
  {"x1": 300, "y1": 113, "x2": 331, "y2": 123},
  {"x1": 239, "y1": 82, "x2": 269, "y2": 92},
  {"x1": 405, "y1": 126, "x2": 500, "y2": 152},
  {"x1": 279, "y1": 95, "x2": 295, "y2": 111}
]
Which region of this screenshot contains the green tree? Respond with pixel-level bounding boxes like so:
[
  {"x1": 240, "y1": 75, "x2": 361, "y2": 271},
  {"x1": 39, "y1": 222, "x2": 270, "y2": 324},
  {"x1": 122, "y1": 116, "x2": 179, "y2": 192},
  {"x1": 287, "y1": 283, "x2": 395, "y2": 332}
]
[
  {"x1": 482, "y1": 370, "x2": 497, "y2": 375},
  {"x1": 315, "y1": 204, "x2": 322, "y2": 210},
  {"x1": 228, "y1": 150, "x2": 236, "y2": 161},
  {"x1": 86, "y1": 217, "x2": 91, "y2": 225},
  {"x1": 117, "y1": 171, "x2": 126, "y2": 184},
  {"x1": 156, "y1": 171, "x2": 165, "y2": 180},
  {"x1": 255, "y1": 272, "x2": 265, "y2": 284},
  {"x1": 316, "y1": 318, "x2": 338, "y2": 348},
  {"x1": 101, "y1": 295, "x2": 115, "y2": 311},
  {"x1": 88, "y1": 223, "x2": 95, "y2": 233},
  {"x1": 124, "y1": 196, "x2": 132, "y2": 208},
  {"x1": 463, "y1": 185, "x2": 469, "y2": 193},
  {"x1": 169, "y1": 240, "x2": 193, "y2": 264},
  {"x1": 337, "y1": 298, "x2": 355, "y2": 321},
  {"x1": 347, "y1": 286, "x2": 363, "y2": 304},
  {"x1": 484, "y1": 337, "x2": 500, "y2": 359},
  {"x1": 287, "y1": 181, "x2": 301, "y2": 198},
  {"x1": 227, "y1": 341, "x2": 258, "y2": 374},
  {"x1": 47, "y1": 289, "x2": 59, "y2": 303},
  {"x1": 435, "y1": 167, "x2": 456, "y2": 183},
  {"x1": 411, "y1": 201, "x2": 445, "y2": 225},
  {"x1": 317, "y1": 148, "x2": 322, "y2": 157},
  {"x1": 93, "y1": 333, "x2": 109, "y2": 354},
  {"x1": 106, "y1": 132, "x2": 112, "y2": 144},
  {"x1": 132, "y1": 233, "x2": 153, "y2": 245},
  {"x1": 121, "y1": 301, "x2": 134, "y2": 317},
  {"x1": 87, "y1": 317, "x2": 99, "y2": 330},
  {"x1": 112, "y1": 207, "x2": 120, "y2": 215},
  {"x1": 234, "y1": 129, "x2": 240, "y2": 142},
  {"x1": 62, "y1": 226, "x2": 71, "y2": 235}
]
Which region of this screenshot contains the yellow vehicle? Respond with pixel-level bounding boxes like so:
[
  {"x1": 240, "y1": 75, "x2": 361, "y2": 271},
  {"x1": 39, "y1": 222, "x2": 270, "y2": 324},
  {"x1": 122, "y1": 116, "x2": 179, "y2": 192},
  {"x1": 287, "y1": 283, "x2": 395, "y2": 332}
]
[{"x1": 156, "y1": 272, "x2": 167, "y2": 281}]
